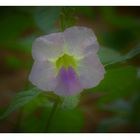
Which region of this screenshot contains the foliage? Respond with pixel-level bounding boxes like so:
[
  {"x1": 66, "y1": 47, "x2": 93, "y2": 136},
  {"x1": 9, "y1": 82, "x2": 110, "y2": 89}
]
[
  {"x1": 0, "y1": 87, "x2": 41, "y2": 120},
  {"x1": 0, "y1": 7, "x2": 140, "y2": 132}
]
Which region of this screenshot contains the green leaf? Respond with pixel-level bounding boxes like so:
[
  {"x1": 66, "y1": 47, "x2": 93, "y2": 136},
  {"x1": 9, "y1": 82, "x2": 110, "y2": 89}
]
[
  {"x1": 60, "y1": 7, "x2": 76, "y2": 31},
  {"x1": 0, "y1": 7, "x2": 35, "y2": 43},
  {"x1": 4, "y1": 55, "x2": 22, "y2": 70},
  {"x1": 99, "y1": 44, "x2": 140, "y2": 67},
  {"x1": 76, "y1": 7, "x2": 96, "y2": 19},
  {"x1": 61, "y1": 95, "x2": 80, "y2": 109},
  {"x1": 108, "y1": 44, "x2": 140, "y2": 66},
  {"x1": 21, "y1": 107, "x2": 50, "y2": 132},
  {"x1": 21, "y1": 106, "x2": 84, "y2": 133},
  {"x1": 48, "y1": 108, "x2": 84, "y2": 132},
  {"x1": 99, "y1": 29, "x2": 136, "y2": 51},
  {"x1": 92, "y1": 66, "x2": 140, "y2": 104},
  {"x1": 98, "y1": 47, "x2": 122, "y2": 65},
  {"x1": 100, "y1": 7, "x2": 140, "y2": 29},
  {"x1": 34, "y1": 7, "x2": 61, "y2": 33},
  {"x1": 125, "y1": 43, "x2": 140, "y2": 60},
  {"x1": 22, "y1": 93, "x2": 53, "y2": 117},
  {"x1": 21, "y1": 94, "x2": 83, "y2": 132},
  {"x1": 0, "y1": 87, "x2": 41, "y2": 120},
  {"x1": 20, "y1": 94, "x2": 54, "y2": 132}
]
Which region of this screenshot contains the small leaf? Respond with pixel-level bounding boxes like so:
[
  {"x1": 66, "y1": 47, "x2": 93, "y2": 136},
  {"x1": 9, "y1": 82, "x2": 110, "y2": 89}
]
[
  {"x1": 48, "y1": 108, "x2": 84, "y2": 132},
  {"x1": 100, "y1": 44, "x2": 140, "y2": 67},
  {"x1": 34, "y1": 7, "x2": 61, "y2": 33},
  {"x1": 92, "y1": 66, "x2": 140, "y2": 104},
  {"x1": 21, "y1": 106, "x2": 84, "y2": 133},
  {"x1": 0, "y1": 7, "x2": 35, "y2": 43},
  {"x1": 60, "y1": 7, "x2": 76, "y2": 31},
  {"x1": 125, "y1": 43, "x2": 140, "y2": 60},
  {"x1": 22, "y1": 93, "x2": 54, "y2": 118},
  {"x1": 98, "y1": 47, "x2": 122, "y2": 65},
  {"x1": 100, "y1": 7, "x2": 140, "y2": 29},
  {"x1": 0, "y1": 87, "x2": 41, "y2": 120},
  {"x1": 61, "y1": 95, "x2": 80, "y2": 109}
]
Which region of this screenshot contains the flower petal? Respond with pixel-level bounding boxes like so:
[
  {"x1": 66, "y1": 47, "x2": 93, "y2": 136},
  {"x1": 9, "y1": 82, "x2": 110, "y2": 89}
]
[
  {"x1": 77, "y1": 53, "x2": 105, "y2": 89},
  {"x1": 29, "y1": 61, "x2": 57, "y2": 91},
  {"x1": 32, "y1": 32, "x2": 64, "y2": 61},
  {"x1": 55, "y1": 67, "x2": 83, "y2": 96},
  {"x1": 64, "y1": 26, "x2": 99, "y2": 58}
]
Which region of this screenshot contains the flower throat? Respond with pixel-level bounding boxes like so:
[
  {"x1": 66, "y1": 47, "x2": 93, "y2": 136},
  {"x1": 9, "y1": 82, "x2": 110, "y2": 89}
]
[{"x1": 56, "y1": 54, "x2": 77, "y2": 71}]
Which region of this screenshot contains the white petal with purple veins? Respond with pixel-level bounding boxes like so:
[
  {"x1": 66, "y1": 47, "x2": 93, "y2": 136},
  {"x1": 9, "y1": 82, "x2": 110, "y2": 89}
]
[
  {"x1": 78, "y1": 53, "x2": 105, "y2": 89},
  {"x1": 32, "y1": 32, "x2": 64, "y2": 61},
  {"x1": 29, "y1": 61, "x2": 57, "y2": 91},
  {"x1": 64, "y1": 26, "x2": 99, "y2": 58}
]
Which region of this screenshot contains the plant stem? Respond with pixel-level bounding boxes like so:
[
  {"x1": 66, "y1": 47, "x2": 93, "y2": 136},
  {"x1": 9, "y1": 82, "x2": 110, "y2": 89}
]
[
  {"x1": 60, "y1": 7, "x2": 76, "y2": 31},
  {"x1": 13, "y1": 108, "x2": 23, "y2": 132},
  {"x1": 45, "y1": 100, "x2": 59, "y2": 132}
]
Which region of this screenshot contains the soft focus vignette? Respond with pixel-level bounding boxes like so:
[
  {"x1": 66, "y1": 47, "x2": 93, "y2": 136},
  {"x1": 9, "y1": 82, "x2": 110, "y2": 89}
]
[{"x1": 0, "y1": 7, "x2": 140, "y2": 133}]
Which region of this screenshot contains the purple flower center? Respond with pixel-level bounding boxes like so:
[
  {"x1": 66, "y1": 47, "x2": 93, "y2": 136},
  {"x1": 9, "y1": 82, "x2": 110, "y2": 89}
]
[{"x1": 57, "y1": 66, "x2": 82, "y2": 95}]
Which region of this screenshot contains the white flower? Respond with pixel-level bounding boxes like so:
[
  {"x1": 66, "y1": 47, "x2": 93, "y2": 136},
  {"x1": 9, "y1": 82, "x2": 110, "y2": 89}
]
[{"x1": 29, "y1": 26, "x2": 105, "y2": 96}]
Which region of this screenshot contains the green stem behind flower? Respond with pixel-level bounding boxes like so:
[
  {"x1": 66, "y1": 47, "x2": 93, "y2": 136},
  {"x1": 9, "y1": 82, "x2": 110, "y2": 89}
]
[
  {"x1": 44, "y1": 7, "x2": 77, "y2": 132},
  {"x1": 45, "y1": 100, "x2": 59, "y2": 132},
  {"x1": 60, "y1": 7, "x2": 76, "y2": 31}
]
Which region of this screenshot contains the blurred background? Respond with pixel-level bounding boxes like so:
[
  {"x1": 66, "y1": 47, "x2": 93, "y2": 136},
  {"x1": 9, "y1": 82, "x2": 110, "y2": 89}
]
[{"x1": 0, "y1": 6, "x2": 140, "y2": 133}]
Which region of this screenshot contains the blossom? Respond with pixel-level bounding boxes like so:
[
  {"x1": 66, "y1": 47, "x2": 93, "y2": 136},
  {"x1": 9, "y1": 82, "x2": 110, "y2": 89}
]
[{"x1": 29, "y1": 26, "x2": 105, "y2": 96}]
